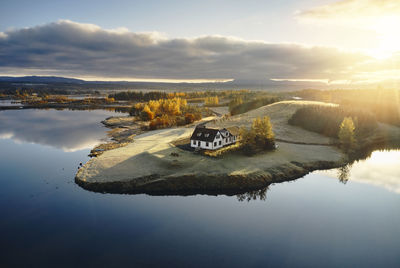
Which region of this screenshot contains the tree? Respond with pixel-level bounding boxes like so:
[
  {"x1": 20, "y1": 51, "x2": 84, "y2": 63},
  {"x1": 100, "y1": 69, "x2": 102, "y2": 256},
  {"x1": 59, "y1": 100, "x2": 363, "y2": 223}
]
[
  {"x1": 240, "y1": 116, "x2": 275, "y2": 155},
  {"x1": 229, "y1": 97, "x2": 243, "y2": 111},
  {"x1": 205, "y1": 96, "x2": 219, "y2": 106},
  {"x1": 140, "y1": 104, "x2": 155, "y2": 121},
  {"x1": 239, "y1": 126, "x2": 257, "y2": 155},
  {"x1": 338, "y1": 117, "x2": 356, "y2": 153},
  {"x1": 252, "y1": 116, "x2": 275, "y2": 150},
  {"x1": 185, "y1": 113, "x2": 195, "y2": 124}
]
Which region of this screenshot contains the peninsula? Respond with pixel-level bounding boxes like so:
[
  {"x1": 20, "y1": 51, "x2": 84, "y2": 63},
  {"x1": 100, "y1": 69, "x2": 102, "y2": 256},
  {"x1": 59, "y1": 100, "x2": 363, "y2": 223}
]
[{"x1": 76, "y1": 100, "x2": 365, "y2": 195}]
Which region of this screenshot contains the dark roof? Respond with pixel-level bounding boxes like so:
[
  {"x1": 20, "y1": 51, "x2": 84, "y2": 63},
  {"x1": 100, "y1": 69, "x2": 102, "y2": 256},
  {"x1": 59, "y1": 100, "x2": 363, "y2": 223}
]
[
  {"x1": 190, "y1": 127, "x2": 220, "y2": 142},
  {"x1": 190, "y1": 126, "x2": 240, "y2": 142}
]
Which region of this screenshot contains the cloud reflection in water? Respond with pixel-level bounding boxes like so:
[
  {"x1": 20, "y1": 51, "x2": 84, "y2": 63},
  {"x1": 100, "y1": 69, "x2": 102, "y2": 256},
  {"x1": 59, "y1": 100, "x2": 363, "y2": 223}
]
[
  {"x1": 320, "y1": 150, "x2": 400, "y2": 194},
  {"x1": 0, "y1": 109, "x2": 120, "y2": 152}
]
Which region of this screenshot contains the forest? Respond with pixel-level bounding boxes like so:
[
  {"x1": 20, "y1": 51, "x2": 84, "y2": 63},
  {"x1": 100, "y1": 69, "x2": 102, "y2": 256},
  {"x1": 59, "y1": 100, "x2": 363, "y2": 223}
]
[{"x1": 292, "y1": 89, "x2": 400, "y2": 126}]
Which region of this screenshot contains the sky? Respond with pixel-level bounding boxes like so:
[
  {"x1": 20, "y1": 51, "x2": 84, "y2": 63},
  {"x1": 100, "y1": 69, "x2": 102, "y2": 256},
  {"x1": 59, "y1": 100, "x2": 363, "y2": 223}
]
[{"x1": 0, "y1": 0, "x2": 399, "y2": 85}]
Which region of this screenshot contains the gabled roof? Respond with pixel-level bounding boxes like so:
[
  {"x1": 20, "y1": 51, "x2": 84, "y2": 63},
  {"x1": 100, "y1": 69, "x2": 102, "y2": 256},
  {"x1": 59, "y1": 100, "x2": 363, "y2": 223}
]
[
  {"x1": 190, "y1": 127, "x2": 220, "y2": 142},
  {"x1": 191, "y1": 126, "x2": 240, "y2": 142}
]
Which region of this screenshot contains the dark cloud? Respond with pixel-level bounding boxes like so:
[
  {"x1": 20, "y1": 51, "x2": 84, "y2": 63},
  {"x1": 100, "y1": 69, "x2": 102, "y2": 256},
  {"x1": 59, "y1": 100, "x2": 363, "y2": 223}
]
[{"x1": 0, "y1": 20, "x2": 371, "y2": 81}]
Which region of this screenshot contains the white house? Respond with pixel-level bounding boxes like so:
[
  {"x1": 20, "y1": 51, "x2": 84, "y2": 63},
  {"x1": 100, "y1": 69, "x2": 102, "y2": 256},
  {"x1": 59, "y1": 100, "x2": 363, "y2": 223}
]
[{"x1": 190, "y1": 126, "x2": 240, "y2": 150}]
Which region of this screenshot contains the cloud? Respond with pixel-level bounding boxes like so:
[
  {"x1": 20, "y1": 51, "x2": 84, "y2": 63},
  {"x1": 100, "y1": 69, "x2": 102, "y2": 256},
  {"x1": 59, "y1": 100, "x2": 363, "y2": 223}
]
[
  {"x1": 0, "y1": 19, "x2": 393, "y2": 83},
  {"x1": 297, "y1": 0, "x2": 400, "y2": 20}
]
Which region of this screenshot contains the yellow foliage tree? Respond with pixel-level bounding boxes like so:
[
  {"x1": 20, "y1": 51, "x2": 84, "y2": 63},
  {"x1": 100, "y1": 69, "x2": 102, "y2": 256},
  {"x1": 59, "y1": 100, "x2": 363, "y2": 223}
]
[
  {"x1": 140, "y1": 104, "x2": 155, "y2": 121},
  {"x1": 205, "y1": 96, "x2": 219, "y2": 106},
  {"x1": 240, "y1": 116, "x2": 275, "y2": 155}
]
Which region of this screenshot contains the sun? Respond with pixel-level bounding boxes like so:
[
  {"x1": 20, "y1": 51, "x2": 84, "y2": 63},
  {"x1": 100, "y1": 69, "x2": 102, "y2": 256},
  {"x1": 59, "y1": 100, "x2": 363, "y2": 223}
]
[{"x1": 367, "y1": 16, "x2": 400, "y2": 59}]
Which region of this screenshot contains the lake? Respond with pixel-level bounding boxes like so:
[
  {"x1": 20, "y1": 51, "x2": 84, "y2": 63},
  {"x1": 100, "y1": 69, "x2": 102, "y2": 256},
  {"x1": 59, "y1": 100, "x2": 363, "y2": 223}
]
[{"x1": 0, "y1": 109, "x2": 399, "y2": 267}]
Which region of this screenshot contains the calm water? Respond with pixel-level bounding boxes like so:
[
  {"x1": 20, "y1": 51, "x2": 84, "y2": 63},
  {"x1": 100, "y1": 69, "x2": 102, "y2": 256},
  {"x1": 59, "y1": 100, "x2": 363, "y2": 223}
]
[
  {"x1": 0, "y1": 109, "x2": 399, "y2": 267},
  {"x1": 0, "y1": 99, "x2": 22, "y2": 106}
]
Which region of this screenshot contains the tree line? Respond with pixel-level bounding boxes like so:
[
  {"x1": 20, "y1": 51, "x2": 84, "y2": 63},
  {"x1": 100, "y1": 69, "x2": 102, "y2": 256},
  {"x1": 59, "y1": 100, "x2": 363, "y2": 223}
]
[
  {"x1": 292, "y1": 89, "x2": 400, "y2": 126},
  {"x1": 229, "y1": 96, "x2": 280, "y2": 115}
]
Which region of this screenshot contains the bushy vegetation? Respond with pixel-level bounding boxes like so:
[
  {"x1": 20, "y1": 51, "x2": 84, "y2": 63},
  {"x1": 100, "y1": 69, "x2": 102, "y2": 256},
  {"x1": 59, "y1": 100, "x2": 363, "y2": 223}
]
[
  {"x1": 288, "y1": 105, "x2": 377, "y2": 139},
  {"x1": 240, "y1": 116, "x2": 276, "y2": 155},
  {"x1": 130, "y1": 98, "x2": 206, "y2": 130},
  {"x1": 229, "y1": 97, "x2": 280, "y2": 115},
  {"x1": 202, "y1": 142, "x2": 242, "y2": 158}
]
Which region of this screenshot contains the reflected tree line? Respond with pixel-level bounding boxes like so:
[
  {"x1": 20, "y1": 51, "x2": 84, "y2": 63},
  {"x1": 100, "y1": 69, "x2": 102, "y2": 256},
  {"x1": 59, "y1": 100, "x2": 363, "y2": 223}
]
[{"x1": 236, "y1": 187, "x2": 269, "y2": 202}]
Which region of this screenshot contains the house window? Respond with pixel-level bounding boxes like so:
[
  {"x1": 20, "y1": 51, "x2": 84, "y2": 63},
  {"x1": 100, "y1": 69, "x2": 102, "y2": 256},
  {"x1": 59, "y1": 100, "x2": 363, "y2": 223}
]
[
  {"x1": 214, "y1": 142, "x2": 217, "y2": 146},
  {"x1": 219, "y1": 141, "x2": 221, "y2": 145},
  {"x1": 205, "y1": 133, "x2": 209, "y2": 137},
  {"x1": 206, "y1": 142, "x2": 209, "y2": 147},
  {"x1": 198, "y1": 141, "x2": 200, "y2": 146},
  {"x1": 197, "y1": 133, "x2": 202, "y2": 137}
]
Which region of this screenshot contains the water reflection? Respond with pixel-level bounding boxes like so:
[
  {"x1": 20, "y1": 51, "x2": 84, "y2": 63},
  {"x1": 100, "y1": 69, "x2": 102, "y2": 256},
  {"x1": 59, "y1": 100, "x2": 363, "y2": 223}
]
[
  {"x1": 337, "y1": 164, "x2": 352, "y2": 184},
  {"x1": 236, "y1": 187, "x2": 269, "y2": 202},
  {"x1": 0, "y1": 109, "x2": 122, "y2": 151},
  {"x1": 321, "y1": 150, "x2": 400, "y2": 193},
  {"x1": 0, "y1": 99, "x2": 21, "y2": 106}
]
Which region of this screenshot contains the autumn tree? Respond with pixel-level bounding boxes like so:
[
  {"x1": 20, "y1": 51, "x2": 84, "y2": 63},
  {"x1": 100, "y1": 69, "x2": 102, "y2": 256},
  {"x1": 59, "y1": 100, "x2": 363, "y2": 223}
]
[
  {"x1": 240, "y1": 116, "x2": 275, "y2": 155},
  {"x1": 185, "y1": 113, "x2": 195, "y2": 124},
  {"x1": 205, "y1": 96, "x2": 219, "y2": 106},
  {"x1": 252, "y1": 116, "x2": 275, "y2": 150},
  {"x1": 140, "y1": 104, "x2": 155, "y2": 121}
]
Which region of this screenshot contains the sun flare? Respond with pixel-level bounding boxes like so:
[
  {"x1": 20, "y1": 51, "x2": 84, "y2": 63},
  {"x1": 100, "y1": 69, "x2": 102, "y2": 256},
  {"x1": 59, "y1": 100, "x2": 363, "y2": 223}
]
[{"x1": 367, "y1": 16, "x2": 400, "y2": 59}]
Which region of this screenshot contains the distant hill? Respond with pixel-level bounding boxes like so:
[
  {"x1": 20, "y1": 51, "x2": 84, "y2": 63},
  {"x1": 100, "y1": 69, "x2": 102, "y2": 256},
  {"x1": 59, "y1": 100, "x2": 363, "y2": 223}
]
[
  {"x1": 0, "y1": 76, "x2": 85, "y2": 84},
  {"x1": 0, "y1": 75, "x2": 369, "y2": 92}
]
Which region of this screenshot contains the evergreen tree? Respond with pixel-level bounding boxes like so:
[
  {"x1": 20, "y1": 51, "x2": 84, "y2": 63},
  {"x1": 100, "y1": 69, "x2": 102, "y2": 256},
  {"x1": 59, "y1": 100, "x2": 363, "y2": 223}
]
[{"x1": 338, "y1": 117, "x2": 356, "y2": 153}]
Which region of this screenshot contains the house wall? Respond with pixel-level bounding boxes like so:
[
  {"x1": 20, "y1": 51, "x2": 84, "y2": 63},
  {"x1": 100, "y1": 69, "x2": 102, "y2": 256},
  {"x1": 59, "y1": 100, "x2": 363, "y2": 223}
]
[
  {"x1": 191, "y1": 139, "x2": 214, "y2": 149},
  {"x1": 190, "y1": 131, "x2": 238, "y2": 150}
]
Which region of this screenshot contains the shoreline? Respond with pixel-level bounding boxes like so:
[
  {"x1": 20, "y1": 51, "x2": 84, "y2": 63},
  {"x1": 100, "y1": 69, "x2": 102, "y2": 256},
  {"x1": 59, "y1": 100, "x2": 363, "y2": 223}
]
[
  {"x1": 75, "y1": 160, "x2": 344, "y2": 196},
  {"x1": 0, "y1": 103, "x2": 131, "y2": 111},
  {"x1": 75, "y1": 101, "x2": 400, "y2": 196}
]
